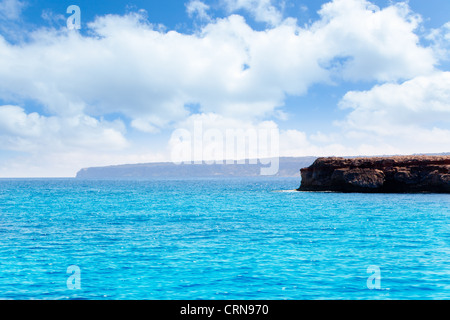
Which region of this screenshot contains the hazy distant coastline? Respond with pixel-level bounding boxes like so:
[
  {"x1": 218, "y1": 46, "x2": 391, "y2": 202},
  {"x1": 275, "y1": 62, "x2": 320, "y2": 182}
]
[
  {"x1": 75, "y1": 153, "x2": 450, "y2": 179},
  {"x1": 75, "y1": 157, "x2": 317, "y2": 179}
]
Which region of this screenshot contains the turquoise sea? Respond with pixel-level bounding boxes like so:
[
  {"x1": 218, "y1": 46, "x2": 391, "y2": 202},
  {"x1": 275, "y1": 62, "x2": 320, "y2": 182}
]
[{"x1": 0, "y1": 178, "x2": 449, "y2": 300}]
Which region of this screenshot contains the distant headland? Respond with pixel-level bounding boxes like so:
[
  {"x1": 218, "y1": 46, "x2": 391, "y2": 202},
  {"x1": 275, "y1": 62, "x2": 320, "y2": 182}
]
[
  {"x1": 298, "y1": 155, "x2": 450, "y2": 193},
  {"x1": 75, "y1": 157, "x2": 317, "y2": 179}
]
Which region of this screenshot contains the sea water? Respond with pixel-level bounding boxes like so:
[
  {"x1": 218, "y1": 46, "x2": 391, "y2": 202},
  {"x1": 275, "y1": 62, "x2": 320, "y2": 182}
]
[{"x1": 0, "y1": 178, "x2": 448, "y2": 300}]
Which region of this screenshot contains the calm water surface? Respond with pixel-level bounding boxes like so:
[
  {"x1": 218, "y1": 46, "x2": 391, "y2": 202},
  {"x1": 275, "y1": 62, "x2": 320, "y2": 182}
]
[{"x1": 0, "y1": 178, "x2": 448, "y2": 299}]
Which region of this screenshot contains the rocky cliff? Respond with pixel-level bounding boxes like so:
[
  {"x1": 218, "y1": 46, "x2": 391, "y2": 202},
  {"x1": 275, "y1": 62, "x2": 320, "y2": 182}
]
[{"x1": 298, "y1": 156, "x2": 450, "y2": 193}]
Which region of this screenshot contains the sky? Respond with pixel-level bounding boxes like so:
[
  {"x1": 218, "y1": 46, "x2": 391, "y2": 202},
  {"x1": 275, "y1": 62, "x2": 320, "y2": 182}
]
[{"x1": 0, "y1": 0, "x2": 449, "y2": 177}]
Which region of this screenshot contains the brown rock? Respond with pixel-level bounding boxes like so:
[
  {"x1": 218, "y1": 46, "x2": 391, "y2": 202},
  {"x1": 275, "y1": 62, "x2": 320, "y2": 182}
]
[{"x1": 298, "y1": 155, "x2": 450, "y2": 193}]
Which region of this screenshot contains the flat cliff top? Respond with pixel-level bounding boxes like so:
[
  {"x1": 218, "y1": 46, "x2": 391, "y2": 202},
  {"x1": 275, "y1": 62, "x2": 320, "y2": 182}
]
[{"x1": 302, "y1": 155, "x2": 450, "y2": 170}]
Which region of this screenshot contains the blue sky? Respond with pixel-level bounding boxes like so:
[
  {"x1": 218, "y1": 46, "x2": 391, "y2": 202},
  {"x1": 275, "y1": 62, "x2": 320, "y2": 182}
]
[
  {"x1": 10, "y1": 1, "x2": 450, "y2": 30},
  {"x1": 0, "y1": 0, "x2": 449, "y2": 177}
]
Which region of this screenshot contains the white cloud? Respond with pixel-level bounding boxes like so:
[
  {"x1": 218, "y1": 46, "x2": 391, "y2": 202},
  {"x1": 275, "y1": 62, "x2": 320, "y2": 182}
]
[
  {"x1": 221, "y1": 0, "x2": 283, "y2": 26},
  {"x1": 0, "y1": 0, "x2": 25, "y2": 20},
  {"x1": 41, "y1": 9, "x2": 66, "y2": 26},
  {"x1": 186, "y1": 0, "x2": 211, "y2": 21},
  {"x1": 0, "y1": 105, "x2": 128, "y2": 152},
  {"x1": 277, "y1": 129, "x2": 399, "y2": 158},
  {"x1": 0, "y1": 0, "x2": 26, "y2": 40},
  {"x1": 167, "y1": 112, "x2": 396, "y2": 162},
  {"x1": 427, "y1": 22, "x2": 450, "y2": 62},
  {"x1": 340, "y1": 71, "x2": 450, "y2": 129},
  {"x1": 0, "y1": 0, "x2": 446, "y2": 176},
  {"x1": 337, "y1": 71, "x2": 450, "y2": 153},
  {"x1": 0, "y1": 149, "x2": 167, "y2": 178},
  {"x1": 313, "y1": 0, "x2": 434, "y2": 82},
  {"x1": 0, "y1": 0, "x2": 435, "y2": 126},
  {"x1": 0, "y1": 105, "x2": 163, "y2": 177}
]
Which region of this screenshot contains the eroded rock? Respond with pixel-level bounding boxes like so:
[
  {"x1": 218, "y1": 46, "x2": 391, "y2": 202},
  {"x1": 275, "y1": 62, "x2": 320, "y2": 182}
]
[{"x1": 298, "y1": 156, "x2": 450, "y2": 193}]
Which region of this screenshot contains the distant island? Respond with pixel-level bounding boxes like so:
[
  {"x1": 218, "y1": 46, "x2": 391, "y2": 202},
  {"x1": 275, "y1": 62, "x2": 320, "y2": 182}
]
[
  {"x1": 75, "y1": 157, "x2": 317, "y2": 179},
  {"x1": 298, "y1": 155, "x2": 450, "y2": 193}
]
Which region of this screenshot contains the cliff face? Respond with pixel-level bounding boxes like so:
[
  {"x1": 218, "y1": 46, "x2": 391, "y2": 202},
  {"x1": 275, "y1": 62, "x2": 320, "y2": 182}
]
[{"x1": 298, "y1": 156, "x2": 450, "y2": 193}]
